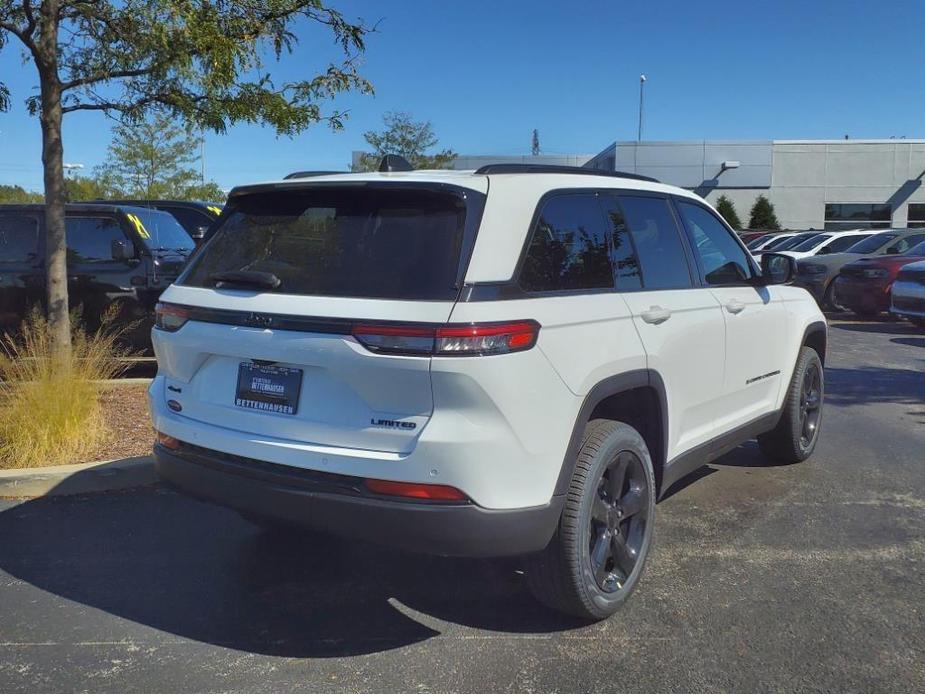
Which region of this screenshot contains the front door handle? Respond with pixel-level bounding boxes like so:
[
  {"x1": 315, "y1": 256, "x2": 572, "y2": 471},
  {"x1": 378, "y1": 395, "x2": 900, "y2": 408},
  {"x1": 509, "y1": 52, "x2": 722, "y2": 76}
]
[
  {"x1": 640, "y1": 305, "x2": 672, "y2": 325},
  {"x1": 725, "y1": 299, "x2": 746, "y2": 315}
]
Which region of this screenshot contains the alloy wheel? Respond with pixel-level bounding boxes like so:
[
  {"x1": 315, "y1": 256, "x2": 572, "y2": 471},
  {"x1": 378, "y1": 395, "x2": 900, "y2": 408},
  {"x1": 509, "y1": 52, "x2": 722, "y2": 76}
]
[
  {"x1": 799, "y1": 363, "x2": 822, "y2": 449},
  {"x1": 588, "y1": 451, "x2": 650, "y2": 593}
]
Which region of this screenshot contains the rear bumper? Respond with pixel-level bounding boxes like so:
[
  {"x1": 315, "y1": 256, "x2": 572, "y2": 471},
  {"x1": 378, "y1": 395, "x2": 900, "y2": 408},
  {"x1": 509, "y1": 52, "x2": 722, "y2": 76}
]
[{"x1": 154, "y1": 443, "x2": 564, "y2": 558}]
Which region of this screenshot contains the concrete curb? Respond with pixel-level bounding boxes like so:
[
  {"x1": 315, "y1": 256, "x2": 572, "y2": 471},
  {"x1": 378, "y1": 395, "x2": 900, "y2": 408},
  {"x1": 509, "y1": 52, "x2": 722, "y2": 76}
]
[{"x1": 0, "y1": 455, "x2": 157, "y2": 498}]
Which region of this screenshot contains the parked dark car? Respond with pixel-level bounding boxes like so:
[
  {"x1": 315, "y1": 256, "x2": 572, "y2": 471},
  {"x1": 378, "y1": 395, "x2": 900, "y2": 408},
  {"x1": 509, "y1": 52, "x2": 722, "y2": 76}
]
[
  {"x1": 0, "y1": 203, "x2": 194, "y2": 347},
  {"x1": 795, "y1": 230, "x2": 925, "y2": 309},
  {"x1": 834, "y1": 239, "x2": 925, "y2": 317},
  {"x1": 88, "y1": 200, "x2": 222, "y2": 244}
]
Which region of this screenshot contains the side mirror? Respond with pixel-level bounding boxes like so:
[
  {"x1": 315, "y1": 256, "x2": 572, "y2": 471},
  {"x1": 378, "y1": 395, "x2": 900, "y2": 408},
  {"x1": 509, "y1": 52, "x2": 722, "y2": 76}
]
[
  {"x1": 190, "y1": 226, "x2": 208, "y2": 241},
  {"x1": 760, "y1": 253, "x2": 796, "y2": 285},
  {"x1": 111, "y1": 239, "x2": 136, "y2": 261},
  {"x1": 817, "y1": 246, "x2": 831, "y2": 255}
]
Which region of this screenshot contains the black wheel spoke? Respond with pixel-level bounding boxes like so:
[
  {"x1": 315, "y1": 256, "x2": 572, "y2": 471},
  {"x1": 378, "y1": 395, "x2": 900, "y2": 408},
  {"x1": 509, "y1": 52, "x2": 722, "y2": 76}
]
[
  {"x1": 592, "y1": 495, "x2": 610, "y2": 524},
  {"x1": 611, "y1": 532, "x2": 635, "y2": 577},
  {"x1": 590, "y1": 531, "x2": 613, "y2": 585},
  {"x1": 606, "y1": 454, "x2": 630, "y2": 500},
  {"x1": 619, "y1": 487, "x2": 646, "y2": 518}
]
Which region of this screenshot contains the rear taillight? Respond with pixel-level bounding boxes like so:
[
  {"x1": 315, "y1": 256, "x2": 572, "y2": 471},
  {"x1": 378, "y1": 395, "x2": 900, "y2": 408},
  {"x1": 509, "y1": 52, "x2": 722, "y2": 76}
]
[
  {"x1": 364, "y1": 478, "x2": 469, "y2": 501},
  {"x1": 155, "y1": 303, "x2": 189, "y2": 332},
  {"x1": 352, "y1": 320, "x2": 540, "y2": 356}
]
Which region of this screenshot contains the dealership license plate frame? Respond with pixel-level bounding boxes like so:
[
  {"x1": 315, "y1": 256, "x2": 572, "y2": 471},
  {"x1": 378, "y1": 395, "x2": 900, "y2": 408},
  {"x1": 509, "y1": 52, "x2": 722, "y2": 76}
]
[{"x1": 235, "y1": 362, "x2": 303, "y2": 415}]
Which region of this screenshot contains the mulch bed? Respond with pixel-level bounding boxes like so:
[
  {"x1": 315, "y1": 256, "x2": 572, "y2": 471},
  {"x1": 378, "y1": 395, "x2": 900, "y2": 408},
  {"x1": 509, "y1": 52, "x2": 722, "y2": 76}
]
[{"x1": 90, "y1": 384, "x2": 153, "y2": 462}]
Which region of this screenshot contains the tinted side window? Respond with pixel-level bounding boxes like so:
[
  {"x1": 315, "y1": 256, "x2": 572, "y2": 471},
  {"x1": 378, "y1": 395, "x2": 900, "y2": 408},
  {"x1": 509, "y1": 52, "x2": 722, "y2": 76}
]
[
  {"x1": 0, "y1": 214, "x2": 39, "y2": 263},
  {"x1": 65, "y1": 217, "x2": 127, "y2": 263},
  {"x1": 618, "y1": 196, "x2": 693, "y2": 289},
  {"x1": 599, "y1": 197, "x2": 642, "y2": 290},
  {"x1": 676, "y1": 201, "x2": 754, "y2": 285},
  {"x1": 519, "y1": 194, "x2": 613, "y2": 292},
  {"x1": 887, "y1": 234, "x2": 925, "y2": 254}
]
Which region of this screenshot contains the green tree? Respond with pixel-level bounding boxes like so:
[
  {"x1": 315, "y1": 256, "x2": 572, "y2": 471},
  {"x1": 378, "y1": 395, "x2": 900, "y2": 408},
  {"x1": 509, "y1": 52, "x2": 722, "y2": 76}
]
[
  {"x1": 95, "y1": 114, "x2": 223, "y2": 200},
  {"x1": 357, "y1": 112, "x2": 456, "y2": 171},
  {"x1": 1, "y1": 2, "x2": 372, "y2": 354},
  {"x1": 749, "y1": 195, "x2": 781, "y2": 230},
  {"x1": 0, "y1": 184, "x2": 43, "y2": 203},
  {"x1": 63, "y1": 174, "x2": 114, "y2": 202},
  {"x1": 715, "y1": 195, "x2": 742, "y2": 230}
]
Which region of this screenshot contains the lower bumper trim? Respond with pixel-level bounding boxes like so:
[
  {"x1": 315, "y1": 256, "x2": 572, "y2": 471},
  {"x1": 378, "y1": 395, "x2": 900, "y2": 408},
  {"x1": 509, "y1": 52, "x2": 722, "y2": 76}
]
[{"x1": 154, "y1": 444, "x2": 563, "y2": 558}]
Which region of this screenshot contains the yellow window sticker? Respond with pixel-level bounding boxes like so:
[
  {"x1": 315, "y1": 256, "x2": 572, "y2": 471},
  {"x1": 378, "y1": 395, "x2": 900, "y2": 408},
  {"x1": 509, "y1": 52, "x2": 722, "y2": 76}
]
[
  {"x1": 207, "y1": 206, "x2": 222, "y2": 216},
  {"x1": 126, "y1": 213, "x2": 150, "y2": 239}
]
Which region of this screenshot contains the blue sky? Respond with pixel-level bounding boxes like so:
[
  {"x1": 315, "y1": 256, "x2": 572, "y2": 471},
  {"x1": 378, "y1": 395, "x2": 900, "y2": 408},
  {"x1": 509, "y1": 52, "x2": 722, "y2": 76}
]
[{"x1": 2, "y1": 0, "x2": 924, "y2": 191}]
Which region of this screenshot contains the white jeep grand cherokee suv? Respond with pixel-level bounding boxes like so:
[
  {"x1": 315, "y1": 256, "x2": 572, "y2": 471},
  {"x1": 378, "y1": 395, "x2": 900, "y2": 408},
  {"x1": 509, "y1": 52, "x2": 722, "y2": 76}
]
[{"x1": 150, "y1": 159, "x2": 826, "y2": 620}]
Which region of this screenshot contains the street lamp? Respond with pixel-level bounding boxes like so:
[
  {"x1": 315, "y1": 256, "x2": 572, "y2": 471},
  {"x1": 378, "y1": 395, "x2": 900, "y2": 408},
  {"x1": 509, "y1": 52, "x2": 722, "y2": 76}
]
[
  {"x1": 637, "y1": 74, "x2": 646, "y2": 142},
  {"x1": 63, "y1": 163, "x2": 84, "y2": 172}
]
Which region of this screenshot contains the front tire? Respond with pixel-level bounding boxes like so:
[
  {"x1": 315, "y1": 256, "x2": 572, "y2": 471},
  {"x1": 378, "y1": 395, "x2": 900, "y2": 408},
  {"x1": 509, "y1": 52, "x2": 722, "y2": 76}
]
[
  {"x1": 526, "y1": 420, "x2": 656, "y2": 620},
  {"x1": 758, "y1": 346, "x2": 824, "y2": 463}
]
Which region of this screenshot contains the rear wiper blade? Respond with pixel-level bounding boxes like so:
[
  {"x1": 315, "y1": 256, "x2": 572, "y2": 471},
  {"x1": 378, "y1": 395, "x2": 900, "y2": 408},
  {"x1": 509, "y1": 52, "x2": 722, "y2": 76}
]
[{"x1": 209, "y1": 270, "x2": 281, "y2": 290}]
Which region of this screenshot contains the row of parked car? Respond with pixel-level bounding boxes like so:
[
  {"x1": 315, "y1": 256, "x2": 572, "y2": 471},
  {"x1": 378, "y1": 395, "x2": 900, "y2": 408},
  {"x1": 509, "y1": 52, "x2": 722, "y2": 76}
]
[
  {"x1": 739, "y1": 228, "x2": 925, "y2": 327},
  {"x1": 0, "y1": 200, "x2": 221, "y2": 346}
]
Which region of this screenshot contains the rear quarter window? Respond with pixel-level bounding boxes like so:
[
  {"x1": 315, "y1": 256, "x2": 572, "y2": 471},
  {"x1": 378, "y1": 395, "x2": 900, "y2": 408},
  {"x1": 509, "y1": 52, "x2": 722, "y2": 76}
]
[{"x1": 518, "y1": 194, "x2": 614, "y2": 292}]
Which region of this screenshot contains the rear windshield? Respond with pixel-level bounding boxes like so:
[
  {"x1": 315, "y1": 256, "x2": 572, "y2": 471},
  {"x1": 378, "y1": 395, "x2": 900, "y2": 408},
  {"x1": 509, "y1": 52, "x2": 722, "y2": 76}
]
[{"x1": 181, "y1": 187, "x2": 469, "y2": 300}]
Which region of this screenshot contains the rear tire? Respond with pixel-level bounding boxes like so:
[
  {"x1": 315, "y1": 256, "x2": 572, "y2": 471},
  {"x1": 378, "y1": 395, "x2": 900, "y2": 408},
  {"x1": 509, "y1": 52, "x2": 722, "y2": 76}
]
[
  {"x1": 526, "y1": 420, "x2": 656, "y2": 621},
  {"x1": 758, "y1": 347, "x2": 824, "y2": 463}
]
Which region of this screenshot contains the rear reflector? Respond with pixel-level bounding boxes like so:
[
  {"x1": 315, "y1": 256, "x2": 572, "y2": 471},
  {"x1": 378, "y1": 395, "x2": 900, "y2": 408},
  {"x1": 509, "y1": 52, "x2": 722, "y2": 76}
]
[
  {"x1": 155, "y1": 430, "x2": 181, "y2": 450},
  {"x1": 364, "y1": 478, "x2": 469, "y2": 501},
  {"x1": 353, "y1": 320, "x2": 539, "y2": 356}
]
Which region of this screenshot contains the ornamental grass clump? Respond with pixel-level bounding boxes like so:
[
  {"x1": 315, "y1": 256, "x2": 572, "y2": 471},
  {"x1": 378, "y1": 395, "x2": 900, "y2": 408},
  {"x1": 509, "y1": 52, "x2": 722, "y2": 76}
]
[{"x1": 0, "y1": 309, "x2": 129, "y2": 469}]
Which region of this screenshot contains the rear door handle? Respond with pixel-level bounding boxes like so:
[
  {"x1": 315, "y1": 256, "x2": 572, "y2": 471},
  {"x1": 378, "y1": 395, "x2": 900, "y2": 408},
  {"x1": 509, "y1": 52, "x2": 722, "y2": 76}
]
[
  {"x1": 640, "y1": 306, "x2": 671, "y2": 325},
  {"x1": 725, "y1": 299, "x2": 746, "y2": 315}
]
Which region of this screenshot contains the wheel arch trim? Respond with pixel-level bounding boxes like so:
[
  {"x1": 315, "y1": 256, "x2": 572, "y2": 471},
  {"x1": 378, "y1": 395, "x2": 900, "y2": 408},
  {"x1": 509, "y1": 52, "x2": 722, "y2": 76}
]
[{"x1": 552, "y1": 369, "x2": 668, "y2": 497}]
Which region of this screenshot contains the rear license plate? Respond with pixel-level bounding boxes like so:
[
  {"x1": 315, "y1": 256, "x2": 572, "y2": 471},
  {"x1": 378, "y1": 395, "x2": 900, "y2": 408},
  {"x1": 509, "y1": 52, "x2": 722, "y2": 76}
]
[{"x1": 235, "y1": 363, "x2": 303, "y2": 415}]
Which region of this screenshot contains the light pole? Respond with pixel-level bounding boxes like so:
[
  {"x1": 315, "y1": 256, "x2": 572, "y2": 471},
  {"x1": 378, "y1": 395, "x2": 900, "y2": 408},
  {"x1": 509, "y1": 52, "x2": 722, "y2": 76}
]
[{"x1": 637, "y1": 74, "x2": 646, "y2": 142}]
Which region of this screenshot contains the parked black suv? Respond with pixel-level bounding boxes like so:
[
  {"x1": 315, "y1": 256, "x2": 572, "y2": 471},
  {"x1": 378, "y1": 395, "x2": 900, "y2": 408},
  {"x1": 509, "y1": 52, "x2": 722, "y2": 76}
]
[
  {"x1": 88, "y1": 200, "x2": 223, "y2": 244},
  {"x1": 0, "y1": 204, "x2": 194, "y2": 347}
]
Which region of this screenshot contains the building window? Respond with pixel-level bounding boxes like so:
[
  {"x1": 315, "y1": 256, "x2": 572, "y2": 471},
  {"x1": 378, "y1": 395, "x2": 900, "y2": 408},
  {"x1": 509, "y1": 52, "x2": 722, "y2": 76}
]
[
  {"x1": 909, "y1": 204, "x2": 925, "y2": 229},
  {"x1": 823, "y1": 203, "x2": 891, "y2": 231}
]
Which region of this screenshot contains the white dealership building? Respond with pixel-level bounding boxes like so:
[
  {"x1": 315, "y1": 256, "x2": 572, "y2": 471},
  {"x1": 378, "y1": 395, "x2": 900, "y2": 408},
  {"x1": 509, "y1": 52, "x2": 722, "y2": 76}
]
[{"x1": 584, "y1": 139, "x2": 925, "y2": 231}]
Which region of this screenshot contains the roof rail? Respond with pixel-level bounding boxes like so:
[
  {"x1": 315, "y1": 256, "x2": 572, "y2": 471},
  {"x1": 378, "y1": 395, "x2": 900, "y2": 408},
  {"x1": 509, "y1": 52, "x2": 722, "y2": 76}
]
[
  {"x1": 283, "y1": 171, "x2": 342, "y2": 180},
  {"x1": 473, "y1": 163, "x2": 659, "y2": 183}
]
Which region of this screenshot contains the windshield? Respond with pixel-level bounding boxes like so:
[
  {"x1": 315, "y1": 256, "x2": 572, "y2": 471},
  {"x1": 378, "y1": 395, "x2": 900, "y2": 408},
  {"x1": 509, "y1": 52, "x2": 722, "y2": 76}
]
[
  {"x1": 761, "y1": 235, "x2": 795, "y2": 250},
  {"x1": 746, "y1": 234, "x2": 771, "y2": 249},
  {"x1": 773, "y1": 233, "x2": 819, "y2": 251},
  {"x1": 846, "y1": 233, "x2": 895, "y2": 254},
  {"x1": 126, "y1": 208, "x2": 195, "y2": 252},
  {"x1": 181, "y1": 186, "x2": 472, "y2": 300},
  {"x1": 790, "y1": 234, "x2": 830, "y2": 252}
]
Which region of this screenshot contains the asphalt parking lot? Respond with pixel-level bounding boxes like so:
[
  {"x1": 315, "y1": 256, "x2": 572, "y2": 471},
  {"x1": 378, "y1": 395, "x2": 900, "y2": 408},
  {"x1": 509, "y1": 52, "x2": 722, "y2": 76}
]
[{"x1": 1, "y1": 318, "x2": 923, "y2": 693}]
